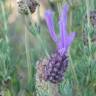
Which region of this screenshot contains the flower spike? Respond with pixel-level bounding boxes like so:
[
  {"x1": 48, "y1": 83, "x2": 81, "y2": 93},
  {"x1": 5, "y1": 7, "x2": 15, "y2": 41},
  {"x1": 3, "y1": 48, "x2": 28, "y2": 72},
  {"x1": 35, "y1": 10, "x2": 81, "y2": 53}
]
[{"x1": 44, "y1": 3, "x2": 76, "y2": 84}]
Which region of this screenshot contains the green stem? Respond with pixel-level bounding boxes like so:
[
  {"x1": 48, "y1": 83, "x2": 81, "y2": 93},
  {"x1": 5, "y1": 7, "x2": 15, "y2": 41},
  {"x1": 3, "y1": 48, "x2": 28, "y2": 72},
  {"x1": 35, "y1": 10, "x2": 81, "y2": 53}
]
[
  {"x1": 69, "y1": 52, "x2": 82, "y2": 96},
  {"x1": 24, "y1": 27, "x2": 32, "y2": 84},
  {"x1": 49, "y1": 84, "x2": 61, "y2": 96},
  {"x1": 36, "y1": 34, "x2": 49, "y2": 58},
  {"x1": 0, "y1": 1, "x2": 9, "y2": 77}
]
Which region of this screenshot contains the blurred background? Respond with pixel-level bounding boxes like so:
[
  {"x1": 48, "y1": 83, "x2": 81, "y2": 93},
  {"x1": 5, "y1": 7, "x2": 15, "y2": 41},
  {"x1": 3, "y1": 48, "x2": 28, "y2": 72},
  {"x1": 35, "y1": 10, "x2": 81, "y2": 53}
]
[{"x1": 0, "y1": 0, "x2": 96, "y2": 96}]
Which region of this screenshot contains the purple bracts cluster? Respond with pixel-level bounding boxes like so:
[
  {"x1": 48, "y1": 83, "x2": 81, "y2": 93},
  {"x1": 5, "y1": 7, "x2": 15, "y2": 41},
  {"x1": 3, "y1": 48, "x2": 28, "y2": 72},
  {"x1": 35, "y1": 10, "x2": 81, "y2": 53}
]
[
  {"x1": 45, "y1": 3, "x2": 76, "y2": 55},
  {"x1": 44, "y1": 3, "x2": 76, "y2": 83}
]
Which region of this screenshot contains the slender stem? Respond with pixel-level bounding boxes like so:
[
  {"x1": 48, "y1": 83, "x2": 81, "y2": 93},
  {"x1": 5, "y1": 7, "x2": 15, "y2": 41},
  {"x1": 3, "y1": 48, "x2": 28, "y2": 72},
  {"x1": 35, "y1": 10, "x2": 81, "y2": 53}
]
[
  {"x1": 36, "y1": 34, "x2": 49, "y2": 58},
  {"x1": 85, "y1": 0, "x2": 92, "y2": 54},
  {"x1": 0, "y1": 1, "x2": 9, "y2": 77},
  {"x1": 24, "y1": 25, "x2": 32, "y2": 84},
  {"x1": 49, "y1": 83, "x2": 61, "y2": 96},
  {"x1": 85, "y1": 0, "x2": 93, "y2": 85},
  {"x1": 69, "y1": 53, "x2": 82, "y2": 96}
]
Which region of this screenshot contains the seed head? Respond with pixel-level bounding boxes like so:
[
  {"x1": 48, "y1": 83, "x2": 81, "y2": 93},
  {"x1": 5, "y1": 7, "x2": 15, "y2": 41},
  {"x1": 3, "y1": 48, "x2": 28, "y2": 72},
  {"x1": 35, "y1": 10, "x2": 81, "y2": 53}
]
[{"x1": 17, "y1": 0, "x2": 39, "y2": 15}]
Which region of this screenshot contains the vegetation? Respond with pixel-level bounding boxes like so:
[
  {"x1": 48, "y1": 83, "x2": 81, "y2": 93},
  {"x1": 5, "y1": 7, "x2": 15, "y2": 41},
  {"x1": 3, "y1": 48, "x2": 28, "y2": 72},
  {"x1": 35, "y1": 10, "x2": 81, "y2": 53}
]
[{"x1": 0, "y1": 0, "x2": 96, "y2": 96}]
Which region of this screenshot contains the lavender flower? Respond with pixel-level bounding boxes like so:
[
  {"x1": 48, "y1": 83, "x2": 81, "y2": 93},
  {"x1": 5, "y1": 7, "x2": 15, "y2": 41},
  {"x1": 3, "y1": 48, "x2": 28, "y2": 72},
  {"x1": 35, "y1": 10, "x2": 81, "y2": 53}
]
[{"x1": 44, "y1": 4, "x2": 76, "y2": 84}]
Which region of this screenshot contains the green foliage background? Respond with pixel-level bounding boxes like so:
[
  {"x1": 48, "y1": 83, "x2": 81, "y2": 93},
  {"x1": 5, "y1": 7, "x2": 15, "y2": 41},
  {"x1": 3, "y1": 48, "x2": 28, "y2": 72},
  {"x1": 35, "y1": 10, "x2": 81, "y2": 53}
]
[{"x1": 0, "y1": 0, "x2": 96, "y2": 96}]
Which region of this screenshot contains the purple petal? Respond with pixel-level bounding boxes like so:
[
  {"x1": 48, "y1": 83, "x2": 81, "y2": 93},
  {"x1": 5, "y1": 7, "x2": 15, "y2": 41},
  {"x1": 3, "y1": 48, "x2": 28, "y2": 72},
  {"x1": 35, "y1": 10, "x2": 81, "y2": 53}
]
[
  {"x1": 59, "y1": 21, "x2": 67, "y2": 48},
  {"x1": 59, "y1": 4, "x2": 69, "y2": 48},
  {"x1": 66, "y1": 32, "x2": 76, "y2": 49},
  {"x1": 45, "y1": 10, "x2": 58, "y2": 43},
  {"x1": 59, "y1": 3, "x2": 69, "y2": 26}
]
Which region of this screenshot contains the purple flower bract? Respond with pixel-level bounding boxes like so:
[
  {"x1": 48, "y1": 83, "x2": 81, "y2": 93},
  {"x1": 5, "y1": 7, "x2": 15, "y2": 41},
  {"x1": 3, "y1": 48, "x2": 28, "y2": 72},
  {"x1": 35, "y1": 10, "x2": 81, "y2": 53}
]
[{"x1": 45, "y1": 3, "x2": 76, "y2": 55}]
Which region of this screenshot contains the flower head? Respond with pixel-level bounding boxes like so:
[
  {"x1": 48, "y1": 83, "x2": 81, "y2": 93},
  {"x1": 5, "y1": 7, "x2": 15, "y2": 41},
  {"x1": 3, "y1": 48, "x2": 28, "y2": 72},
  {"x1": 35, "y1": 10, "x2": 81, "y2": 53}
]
[
  {"x1": 17, "y1": 0, "x2": 39, "y2": 15},
  {"x1": 45, "y1": 3, "x2": 76, "y2": 55}
]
